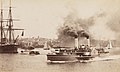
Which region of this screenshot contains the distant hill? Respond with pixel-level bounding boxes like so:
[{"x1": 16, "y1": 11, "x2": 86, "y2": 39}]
[{"x1": 17, "y1": 37, "x2": 120, "y2": 48}]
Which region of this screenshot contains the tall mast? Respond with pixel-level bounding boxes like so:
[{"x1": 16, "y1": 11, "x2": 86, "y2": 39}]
[
  {"x1": 8, "y1": 0, "x2": 13, "y2": 43},
  {"x1": 6, "y1": 0, "x2": 24, "y2": 44},
  {"x1": 0, "y1": 0, "x2": 3, "y2": 44}
]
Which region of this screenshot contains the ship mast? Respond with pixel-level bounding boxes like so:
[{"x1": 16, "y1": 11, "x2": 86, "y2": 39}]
[
  {"x1": 0, "y1": 0, "x2": 3, "y2": 44},
  {"x1": 8, "y1": 0, "x2": 13, "y2": 43},
  {"x1": 6, "y1": 0, "x2": 24, "y2": 44}
]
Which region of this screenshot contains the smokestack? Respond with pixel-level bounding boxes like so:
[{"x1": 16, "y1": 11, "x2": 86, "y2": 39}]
[
  {"x1": 87, "y1": 38, "x2": 90, "y2": 46},
  {"x1": 75, "y1": 37, "x2": 79, "y2": 48}
]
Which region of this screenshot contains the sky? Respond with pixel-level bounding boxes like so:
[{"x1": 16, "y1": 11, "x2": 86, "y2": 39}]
[{"x1": 1, "y1": 0, "x2": 120, "y2": 39}]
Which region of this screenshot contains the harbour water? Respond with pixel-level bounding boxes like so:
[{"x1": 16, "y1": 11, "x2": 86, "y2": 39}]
[{"x1": 0, "y1": 48, "x2": 120, "y2": 72}]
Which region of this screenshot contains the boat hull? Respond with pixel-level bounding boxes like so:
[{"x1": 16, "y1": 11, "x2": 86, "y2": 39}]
[
  {"x1": 47, "y1": 54, "x2": 94, "y2": 61},
  {"x1": 76, "y1": 56, "x2": 94, "y2": 60},
  {"x1": 47, "y1": 54, "x2": 77, "y2": 61},
  {"x1": 0, "y1": 44, "x2": 18, "y2": 53}
]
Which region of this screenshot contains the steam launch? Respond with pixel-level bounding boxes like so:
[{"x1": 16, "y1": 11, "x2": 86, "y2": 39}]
[
  {"x1": 0, "y1": 0, "x2": 24, "y2": 53},
  {"x1": 47, "y1": 30, "x2": 98, "y2": 63}
]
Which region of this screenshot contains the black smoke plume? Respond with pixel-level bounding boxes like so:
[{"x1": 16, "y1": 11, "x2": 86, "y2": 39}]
[
  {"x1": 61, "y1": 26, "x2": 89, "y2": 39},
  {"x1": 62, "y1": 26, "x2": 78, "y2": 38},
  {"x1": 57, "y1": 14, "x2": 93, "y2": 46},
  {"x1": 78, "y1": 30, "x2": 89, "y2": 39}
]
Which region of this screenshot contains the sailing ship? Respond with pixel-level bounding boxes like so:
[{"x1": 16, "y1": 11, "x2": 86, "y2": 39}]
[
  {"x1": 106, "y1": 40, "x2": 112, "y2": 49},
  {"x1": 96, "y1": 40, "x2": 112, "y2": 54},
  {"x1": 103, "y1": 41, "x2": 112, "y2": 53},
  {"x1": 43, "y1": 41, "x2": 51, "y2": 50},
  {"x1": 0, "y1": 0, "x2": 24, "y2": 53}
]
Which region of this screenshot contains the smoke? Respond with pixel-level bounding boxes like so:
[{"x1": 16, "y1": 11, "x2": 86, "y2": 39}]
[
  {"x1": 89, "y1": 11, "x2": 119, "y2": 40},
  {"x1": 107, "y1": 11, "x2": 120, "y2": 40},
  {"x1": 57, "y1": 11, "x2": 120, "y2": 47},
  {"x1": 78, "y1": 31, "x2": 89, "y2": 39},
  {"x1": 89, "y1": 15, "x2": 116, "y2": 40},
  {"x1": 57, "y1": 13, "x2": 93, "y2": 46},
  {"x1": 58, "y1": 13, "x2": 93, "y2": 38},
  {"x1": 60, "y1": 25, "x2": 89, "y2": 39}
]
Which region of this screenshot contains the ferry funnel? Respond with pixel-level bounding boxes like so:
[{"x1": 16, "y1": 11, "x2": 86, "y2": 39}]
[
  {"x1": 87, "y1": 39, "x2": 90, "y2": 46},
  {"x1": 75, "y1": 38, "x2": 79, "y2": 48}
]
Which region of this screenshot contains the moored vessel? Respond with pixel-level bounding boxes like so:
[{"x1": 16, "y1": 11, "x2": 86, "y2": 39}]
[{"x1": 0, "y1": 0, "x2": 24, "y2": 53}]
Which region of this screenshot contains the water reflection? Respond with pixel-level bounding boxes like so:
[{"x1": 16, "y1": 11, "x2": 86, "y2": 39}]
[
  {"x1": 0, "y1": 54, "x2": 16, "y2": 72},
  {"x1": 0, "y1": 48, "x2": 120, "y2": 72}
]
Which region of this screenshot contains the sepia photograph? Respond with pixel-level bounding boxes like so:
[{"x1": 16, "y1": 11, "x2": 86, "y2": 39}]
[{"x1": 0, "y1": 0, "x2": 120, "y2": 72}]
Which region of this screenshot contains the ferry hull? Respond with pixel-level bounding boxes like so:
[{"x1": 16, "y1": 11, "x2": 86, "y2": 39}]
[
  {"x1": 0, "y1": 44, "x2": 18, "y2": 53},
  {"x1": 76, "y1": 56, "x2": 94, "y2": 60},
  {"x1": 47, "y1": 54, "x2": 94, "y2": 61},
  {"x1": 47, "y1": 54, "x2": 77, "y2": 61}
]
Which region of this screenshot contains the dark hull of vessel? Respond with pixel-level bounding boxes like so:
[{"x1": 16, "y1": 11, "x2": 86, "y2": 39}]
[
  {"x1": 0, "y1": 44, "x2": 18, "y2": 53},
  {"x1": 75, "y1": 56, "x2": 94, "y2": 60},
  {"x1": 47, "y1": 54, "x2": 77, "y2": 61},
  {"x1": 47, "y1": 54, "x2": 94, "y2": 61}
]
